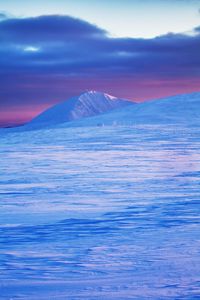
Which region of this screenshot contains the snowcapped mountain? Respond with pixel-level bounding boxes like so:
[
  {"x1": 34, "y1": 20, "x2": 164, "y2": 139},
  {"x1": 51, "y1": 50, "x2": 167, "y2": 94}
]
[
  {"x1": 27, "y1": 91, "x2": 134, "y2": 129},
  {"x1": 63, "y1": 91, "x2": 200, "y2": 127},
  {"x1": 1, "y1": 91, "x2": 199, "y2": 134}
]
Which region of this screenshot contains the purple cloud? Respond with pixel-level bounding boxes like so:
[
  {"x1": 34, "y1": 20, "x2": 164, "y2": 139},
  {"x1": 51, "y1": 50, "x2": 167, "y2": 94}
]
[{"x1": 0, "y1": 15, "x2": 200, "y2": 125}]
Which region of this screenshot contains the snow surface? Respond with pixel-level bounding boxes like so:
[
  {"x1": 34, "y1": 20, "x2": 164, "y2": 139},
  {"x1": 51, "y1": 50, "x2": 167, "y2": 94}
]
[
  {"x1": 59, "y1": 91, "x2": 200, "y2": 127},
  {"x1": 0, "y1": 91, "x2": 200, "y2": 299},
  {"x1": 27, "y1": 91, "x2": 134, "y2": 129}
]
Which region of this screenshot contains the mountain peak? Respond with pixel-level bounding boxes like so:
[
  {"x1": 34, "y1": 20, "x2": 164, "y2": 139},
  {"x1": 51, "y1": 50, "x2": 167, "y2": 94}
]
[
  {"x1": 80, "y1": 90, "x2": 117, "y2": 100},
  {"x1": 83, "y1": 90, "x2": 99, "y2": 94},
  {"x1": 27, "y1": 91, "x2": 134, "y2": 129}
]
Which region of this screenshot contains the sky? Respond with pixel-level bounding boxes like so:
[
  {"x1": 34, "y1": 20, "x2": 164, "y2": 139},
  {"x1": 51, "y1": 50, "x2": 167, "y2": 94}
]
[{"x1": 0, "y1": 0, "x2": 200, "y2": 126}]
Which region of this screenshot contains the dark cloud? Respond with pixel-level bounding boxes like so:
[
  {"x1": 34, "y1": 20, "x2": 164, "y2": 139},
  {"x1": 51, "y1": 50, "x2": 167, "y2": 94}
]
[
  {"x1": 194, "y1": 25, "x2": 200, "y2": 31},
  {"x1": 0, "y1": 15, "x2": 199, "y2": 76},
  {"x1": 0, "y1": 14, "x2": 200, "y2": 125},
  {"x1": 0, "y1": 12, "x2": 9, "y2": 20},
  {"x1": 0, "y1": 15, "x2": 106, "y2": 44}
]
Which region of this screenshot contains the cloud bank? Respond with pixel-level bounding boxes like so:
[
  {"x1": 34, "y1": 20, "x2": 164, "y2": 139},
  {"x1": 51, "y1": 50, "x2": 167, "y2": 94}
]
[{"x1": 0, "y1": 14, "x2": 200, "y2": 125}]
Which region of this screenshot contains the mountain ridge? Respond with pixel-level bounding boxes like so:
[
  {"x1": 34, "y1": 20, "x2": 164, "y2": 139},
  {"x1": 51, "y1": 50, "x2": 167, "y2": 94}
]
[
  {"x1": 27, "y1": 90, "x2": 134, "y2": 129},
  {"x1": 58, "y1": 91, "x2": 200, "y2": 127}
]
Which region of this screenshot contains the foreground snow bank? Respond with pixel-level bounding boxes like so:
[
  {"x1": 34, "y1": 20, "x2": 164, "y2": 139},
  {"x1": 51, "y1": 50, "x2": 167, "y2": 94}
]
[{"x1": 0, "y1": 124, "x2": 200, "y2": 299}]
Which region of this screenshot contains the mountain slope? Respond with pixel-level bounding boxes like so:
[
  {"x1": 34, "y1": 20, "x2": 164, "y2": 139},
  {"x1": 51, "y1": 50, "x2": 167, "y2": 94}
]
[
  {"x1": 62, "y1": 92, "x2": 200, "y2": 127},
  {"x1": 27, "y1": 91, "x2": 134, "y2": 129}
]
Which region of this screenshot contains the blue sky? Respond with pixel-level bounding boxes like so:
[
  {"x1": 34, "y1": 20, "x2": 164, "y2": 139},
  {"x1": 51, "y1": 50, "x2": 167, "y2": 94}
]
[{"x1": 1, "y1": 0, "x2": 200, "y2": 37}]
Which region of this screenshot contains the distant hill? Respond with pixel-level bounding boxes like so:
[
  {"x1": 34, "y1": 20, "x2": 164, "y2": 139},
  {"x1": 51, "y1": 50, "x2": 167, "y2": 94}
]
[
  {"x1": 27, "y1": 90, "x2": 134, "y2": 129},
  {"x1": 63, "y1": 92, "x2": 200, "y2": 127}
]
